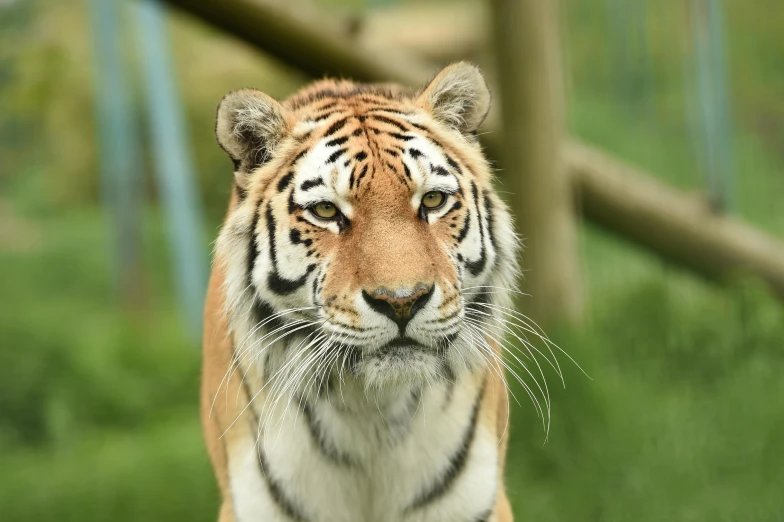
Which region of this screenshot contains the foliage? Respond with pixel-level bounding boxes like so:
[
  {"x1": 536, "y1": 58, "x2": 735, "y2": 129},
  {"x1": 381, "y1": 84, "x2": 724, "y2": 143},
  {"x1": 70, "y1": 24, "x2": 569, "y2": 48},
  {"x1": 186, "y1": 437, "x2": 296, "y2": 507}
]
[
  {"x1": 507, "y1": 242, "x2": 784, "y2": 521},
  {"x1": 0, "y1": 210, "x2": 200, "y2": 448}
]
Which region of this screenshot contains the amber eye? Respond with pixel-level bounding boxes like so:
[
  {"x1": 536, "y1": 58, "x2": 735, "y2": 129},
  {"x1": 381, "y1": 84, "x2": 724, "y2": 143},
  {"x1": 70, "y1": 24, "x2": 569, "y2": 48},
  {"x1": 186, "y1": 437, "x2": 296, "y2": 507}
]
[
  {"x1": 312, "y1": 201, "x2": 338, "y2": 219},
  {"x1": 421, "y1": 191, "x2": 446, "y2": 210}
]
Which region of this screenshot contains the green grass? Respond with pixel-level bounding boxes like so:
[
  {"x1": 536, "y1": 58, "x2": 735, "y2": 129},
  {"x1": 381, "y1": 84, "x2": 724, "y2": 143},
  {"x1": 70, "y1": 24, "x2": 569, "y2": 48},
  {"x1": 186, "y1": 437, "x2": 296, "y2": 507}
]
[
  {"x1": 0, "y1": 417, "x2": 216, "y2": 522},
  {"x1": 506, "y1": 267, "x2": 784, "y2": 522},
  {"x1": 0, "y1": 207, "x2": 213, "y2": 520}
]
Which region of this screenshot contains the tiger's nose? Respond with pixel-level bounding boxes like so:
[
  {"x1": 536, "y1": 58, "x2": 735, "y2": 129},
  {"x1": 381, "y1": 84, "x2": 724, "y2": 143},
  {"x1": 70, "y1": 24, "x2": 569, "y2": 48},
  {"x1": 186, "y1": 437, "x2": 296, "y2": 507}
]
[{"x1": 361, "y1": 284, "x2": 434, "y2": 333}]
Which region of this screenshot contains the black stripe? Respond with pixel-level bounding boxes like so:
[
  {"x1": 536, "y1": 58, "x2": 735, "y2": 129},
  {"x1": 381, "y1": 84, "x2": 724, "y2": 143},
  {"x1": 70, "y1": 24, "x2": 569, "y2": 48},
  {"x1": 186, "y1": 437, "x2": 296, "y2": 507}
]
[
  {"x1": 368, "y1": 114, "x2": 408, "y2": 131},
  {"x1": 289, "y1": 228, "x2": 312, "y2": 247},
  {"x1": 441, "y1": 362, "x2": 457, "y2": 409},
  {"x1": 407, "y1": 384, "x2": 484, "y2": 511},
  {"x1": 312, "y1": 112, "x2": 335, "y2": 123},
  {"x1": 326, "y1": 148, "x2": 346, "y2": 164},
  {"x1": 446, "y1": 200, "x2": 463, "y2": 214},
  {"x1": 235, "y1": 182, "x2": 248, "y2": 201},
  {"x1": 277, "y1": 172, "x2": 294, "y2": 192},
  {"x1": 484, "y1": 193, "x2": 498, "y2": 258},
  {"x1": 390, "y1": 132, "x2": 414, "y2": 141},
  {"x1": 252, "y1": 298, "x2": 284, "y2": 332},
  {"x1": 268, "y1": 265, "x2": 314, "y2": 296},
  {"x1": 247, "y1": 204, "x2": 261, "y2": 286},
  {"x1": 265, "y1": 205, "x2": 315, "y2": 295},
  {"x1": 289, "y1": 191, "x2": 301, "y2": 215},
  {"x1": 300, "y1": 178, "x2": 324, "y2": 191},
  {"x1": 408, "y1": 148, "x2": 423, "y2": 159},
  {"x1": 291, "y1": 148, "x2": 309, "y2": 166},
  {"x1": 354, "y1": 151, "x2": 368, "y2": 162},
  {"x1": 324, "y1": 117, "x2": 348, "y2": 136},
  {"x1": 402, "y1": 163, "x2": 412, "y2": 180},
  {"x1": 464, "y1": 183, "x2": 488, "y2": 276},
  {"x1": 432, "y1": 165, "x2": 450, "y2": 177},
  {"x1": 466, "y1": 288, "x2": 491, "y2": 307},
  {"x1": 445, "y1": 154, "x2": 462, "y2": 175},
  {"x1": 355, "y1": 164, "x2": 369, "y2": 188},
  {"x1": 311, "y1": 270, "x2": 320, "y2": 302},
  {"x1": 456, "y1": 211, "x2": 471, "y2": 243},
  {"x1": 241, "y1": 381, "x2": 311, "y2": 522},
  {"x1": 299, "y1": 397, "x2": 355, "y2": 467},
  {"x1": 257, "y1": 444, "x2": 311, "y2": 522},
  {"x1": 325, "y1": 135, "x2": 349, "y2": 147}
]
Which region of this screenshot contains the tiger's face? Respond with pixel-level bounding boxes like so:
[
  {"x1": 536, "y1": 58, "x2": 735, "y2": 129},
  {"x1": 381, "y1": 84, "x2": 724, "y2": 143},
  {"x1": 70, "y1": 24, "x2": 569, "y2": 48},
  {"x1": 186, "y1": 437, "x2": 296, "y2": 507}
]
[{"x1": 215, "y1": 63, "x2": 518, "y2": 390}]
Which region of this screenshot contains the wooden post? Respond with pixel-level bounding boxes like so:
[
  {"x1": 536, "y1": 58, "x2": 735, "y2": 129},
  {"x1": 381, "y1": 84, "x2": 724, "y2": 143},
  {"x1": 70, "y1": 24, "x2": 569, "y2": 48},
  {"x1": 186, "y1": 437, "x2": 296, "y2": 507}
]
[{"x1": 489, "y1": 0, "x2": 582, "y2": 325}]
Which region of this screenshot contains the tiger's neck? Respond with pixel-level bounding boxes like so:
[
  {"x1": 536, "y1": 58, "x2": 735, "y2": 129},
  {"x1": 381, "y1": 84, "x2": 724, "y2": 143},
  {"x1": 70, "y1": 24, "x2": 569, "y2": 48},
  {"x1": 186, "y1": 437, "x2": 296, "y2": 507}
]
[{"x1": 227, "y1": 332, "x2": 499, "y2": 522}]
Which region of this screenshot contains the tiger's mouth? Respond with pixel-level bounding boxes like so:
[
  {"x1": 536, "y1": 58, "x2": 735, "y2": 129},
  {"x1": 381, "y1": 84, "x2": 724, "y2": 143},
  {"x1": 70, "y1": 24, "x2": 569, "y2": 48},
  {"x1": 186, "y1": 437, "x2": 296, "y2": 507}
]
[{"x1": 378, "y1": 337, "x2": 428, "y2": 353}]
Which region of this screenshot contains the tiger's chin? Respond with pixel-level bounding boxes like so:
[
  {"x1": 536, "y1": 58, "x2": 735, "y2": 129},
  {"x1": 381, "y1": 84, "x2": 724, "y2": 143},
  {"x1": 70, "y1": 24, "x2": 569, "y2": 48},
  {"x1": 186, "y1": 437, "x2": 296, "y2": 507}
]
[
  {"x1": 353, "y1": 346, "x2": 443, "y2": 392},
  {"x1": 350, "y1": 336, "x2": 483, "y2": 393}
]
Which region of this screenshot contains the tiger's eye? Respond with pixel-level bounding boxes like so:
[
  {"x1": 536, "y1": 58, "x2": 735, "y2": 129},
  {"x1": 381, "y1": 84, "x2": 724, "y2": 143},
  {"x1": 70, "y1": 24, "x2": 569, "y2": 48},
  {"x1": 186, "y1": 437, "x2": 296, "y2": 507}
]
[
  {"x1": 313, "y1": 202, "x2": 337, "y2": 219},
  {"x1": 422, "y1": 191, "x2": 446, "y2": 209}
]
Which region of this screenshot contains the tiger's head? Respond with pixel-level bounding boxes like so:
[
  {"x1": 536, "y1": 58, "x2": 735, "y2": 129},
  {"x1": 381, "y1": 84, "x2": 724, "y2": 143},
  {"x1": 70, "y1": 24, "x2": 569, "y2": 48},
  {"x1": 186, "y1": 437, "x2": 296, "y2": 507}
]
[{"x1": 215, "y1": 63, "x2": 518, "y2": 392}]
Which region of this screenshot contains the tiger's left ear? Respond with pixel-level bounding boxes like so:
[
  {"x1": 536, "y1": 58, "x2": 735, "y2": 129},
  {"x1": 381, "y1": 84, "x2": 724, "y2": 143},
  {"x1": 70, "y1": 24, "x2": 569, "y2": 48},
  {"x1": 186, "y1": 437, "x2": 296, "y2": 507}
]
[
  {"x1": 416, "y1": 62, "x2": 491, "y2": 135},
  {"x1": 216, "y1": 89, "x2": 291, "y2": 175}
]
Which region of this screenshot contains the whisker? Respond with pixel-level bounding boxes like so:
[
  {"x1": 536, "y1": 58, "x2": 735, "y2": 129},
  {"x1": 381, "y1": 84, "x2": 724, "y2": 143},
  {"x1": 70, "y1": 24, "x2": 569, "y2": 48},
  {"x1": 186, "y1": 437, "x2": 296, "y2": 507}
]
[
  {"x1": 463, "y1": 316, "x2": 551, "y2": 433},
  {"x1": 231, "y1": 319, "x2": 319, "y2": 405},
  {"x1": 463, "y1": 322, "x2": 547, "y2": 431},
  {"x1": 211, "y1": 306, "x2": 321, "y2": 416},
  {"x1": 471, "y1": 301, "x2": 590, "y2": 380},
  {"x1": 223, "y1": 329, "x2": 328, "y2": 440}
]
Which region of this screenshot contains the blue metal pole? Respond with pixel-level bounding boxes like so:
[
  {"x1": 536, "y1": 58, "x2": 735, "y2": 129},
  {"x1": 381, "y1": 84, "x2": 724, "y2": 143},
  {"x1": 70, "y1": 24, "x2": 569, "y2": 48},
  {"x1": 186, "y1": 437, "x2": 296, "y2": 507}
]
[
  {"x1": 134, "y1": 0, "x2": 208, "y2": 339},
  {"x1": 88, "y1": 0, "x2": 144, "y2": 304},
  {"x1": 690, "y1": 0, "x2": 734, "y2": 212},
  {"x1": 709, "y1": 0, "x2": 734, "y2": 211}
]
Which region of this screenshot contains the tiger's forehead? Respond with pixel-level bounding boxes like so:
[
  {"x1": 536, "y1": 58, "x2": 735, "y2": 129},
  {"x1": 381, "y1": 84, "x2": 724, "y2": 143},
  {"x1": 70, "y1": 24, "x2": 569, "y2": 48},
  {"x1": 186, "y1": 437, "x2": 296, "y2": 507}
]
[{"x1": 287, "y1": 107, "x2": 463, "y2": 217}]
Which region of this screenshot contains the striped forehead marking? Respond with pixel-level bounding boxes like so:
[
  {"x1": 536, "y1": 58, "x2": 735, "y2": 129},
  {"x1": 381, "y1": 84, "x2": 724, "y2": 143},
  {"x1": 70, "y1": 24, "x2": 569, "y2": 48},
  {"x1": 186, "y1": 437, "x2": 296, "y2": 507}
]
[{"x1": 290, "y1": 119, "x2": 460, "y2": 206}]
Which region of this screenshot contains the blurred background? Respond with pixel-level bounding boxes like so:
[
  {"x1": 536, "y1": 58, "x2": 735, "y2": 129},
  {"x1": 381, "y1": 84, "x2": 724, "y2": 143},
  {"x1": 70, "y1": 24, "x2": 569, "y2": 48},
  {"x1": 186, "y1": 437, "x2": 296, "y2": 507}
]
[{"x1": 1, "y1": 0, "x2": 783, "y2": 520}]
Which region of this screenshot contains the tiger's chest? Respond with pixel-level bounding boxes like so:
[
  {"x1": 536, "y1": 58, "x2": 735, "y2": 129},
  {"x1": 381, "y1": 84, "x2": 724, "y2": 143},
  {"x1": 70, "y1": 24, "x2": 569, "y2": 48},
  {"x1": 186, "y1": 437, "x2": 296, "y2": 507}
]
[{"x1": 227, "y1": 378, "x2": 499, "y2": 522}]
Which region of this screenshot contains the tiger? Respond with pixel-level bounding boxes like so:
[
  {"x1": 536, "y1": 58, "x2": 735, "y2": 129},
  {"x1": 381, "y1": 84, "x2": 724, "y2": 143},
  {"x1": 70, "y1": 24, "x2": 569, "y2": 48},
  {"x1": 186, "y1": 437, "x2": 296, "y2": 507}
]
[{"x1": 202, "y1": 62, "x2": 521, "y2": 522}]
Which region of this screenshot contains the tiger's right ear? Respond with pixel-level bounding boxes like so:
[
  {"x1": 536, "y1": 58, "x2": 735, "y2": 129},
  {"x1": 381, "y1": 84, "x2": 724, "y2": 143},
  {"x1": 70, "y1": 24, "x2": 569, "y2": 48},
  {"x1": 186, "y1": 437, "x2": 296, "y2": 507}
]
[
  {"x1": 416, "y1": 62, "x2": 491, "y2": 136},
  {"x1": 216, "y1": 89, "x2": 291, "y2": 176}
]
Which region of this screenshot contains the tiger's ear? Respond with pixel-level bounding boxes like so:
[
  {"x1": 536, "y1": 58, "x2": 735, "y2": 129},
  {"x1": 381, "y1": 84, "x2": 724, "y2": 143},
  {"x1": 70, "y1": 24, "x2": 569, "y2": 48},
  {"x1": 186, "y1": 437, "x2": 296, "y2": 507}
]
[
  {"x1": 416, "y1": 62, "x2": 491, "y2": 135},
  {"x1": 216, "y1": 89, "x2": 291, "y2": 174}
]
